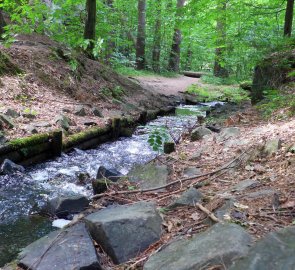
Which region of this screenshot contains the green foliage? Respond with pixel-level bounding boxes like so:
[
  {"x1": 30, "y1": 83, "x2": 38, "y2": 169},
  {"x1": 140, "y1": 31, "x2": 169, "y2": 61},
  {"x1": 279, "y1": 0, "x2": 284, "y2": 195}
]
[
  {"x1": 187, "y1": 84, "x2": 250, "y2": 103},
  {"x1": 256, "y1": 89, "x2": 295, "y2": 118},
  {"x1": 201, "y1": 75, "x2": 240, "y2": 85},
  {"x1": 147, "y1": 127, "x2": 170, "y2": 152}
]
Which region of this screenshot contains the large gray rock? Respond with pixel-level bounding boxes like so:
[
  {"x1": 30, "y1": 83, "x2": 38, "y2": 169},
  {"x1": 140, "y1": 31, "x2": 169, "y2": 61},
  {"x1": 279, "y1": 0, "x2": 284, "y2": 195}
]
[
  {"x1": 18, "y1": 223, "x2": 102, "y2": 270},
  {"x1": 55, "y1": 114, "x2": 71, "y2": 131},
  {"x1": 144, "y1": 223, "x2": 252, "y2": 270},
  {"x1": 45, "y1": 195, "x2": 89, "y2": 218},
  {"x1": 229, "y1": 226, "x2": 295, "y2": 270},
  {"x1": 85, "y1": 201, "x2": 162, "y2": 264},
  {"x1": 96, "y1": 165, "x2": 122, "y2": 181},
  {"x1": 0, "y1": 159, "x2": 25, "y2": 175},
  {"x1": 0, "y1": 113, "x2": 15, "y2": 129},
  {"x1": 169, "y1": 187, "x2": 203, "y2": 208},
  {"x1": 263, "y1": 138, "x2": 282, "y2": 156},
  {"x1": 128, "y1": 163, "x2": 169, "y2": 190},
  {"x1": 219, "y1": 127, "x2": 241, "y2": 140},
  {"x1": 190, "y1": 126, "x2": 212, "y2": 141}
]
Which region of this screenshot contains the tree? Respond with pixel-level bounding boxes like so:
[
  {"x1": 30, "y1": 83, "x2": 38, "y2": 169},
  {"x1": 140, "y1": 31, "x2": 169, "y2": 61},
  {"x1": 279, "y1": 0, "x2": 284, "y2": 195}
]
[
  {"x1": 136, "y1": 0, "x2": 146, "y2": 70},
  {"x1": 84, "y1": 0, "x2": 96, "y2": 46},
  {"x1": 168, "y1": 0, "x2": 186, "y2": 72},
  {"x1": 284, "y1": 0, "x2": 294, "y2": 37},
  {"x1": 152, "y1": 0, "x2": 162, "y2": 73},
  {"x1": 213, "y1": 0, "x2": 229, "y2": 78},
  {"x1": 0, "y1": 8, "x2": 6, "y2": 39}
]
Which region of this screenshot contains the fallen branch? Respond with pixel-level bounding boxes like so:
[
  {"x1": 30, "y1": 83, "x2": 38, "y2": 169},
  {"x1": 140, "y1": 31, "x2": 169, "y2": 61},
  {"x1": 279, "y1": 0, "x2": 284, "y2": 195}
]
[
  {"x1": 92, "y1": 148, "x2": 251, "y2": 200},
  {"x1": 195, "y1": 203, "x2": 220, "y2": 223}
]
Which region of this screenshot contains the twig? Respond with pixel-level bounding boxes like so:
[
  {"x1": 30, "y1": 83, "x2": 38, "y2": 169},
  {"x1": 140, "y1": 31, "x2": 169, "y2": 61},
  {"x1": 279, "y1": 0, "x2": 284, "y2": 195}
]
[{"x1": 195, "y1": 203, "x2": 220, "y2": 223}]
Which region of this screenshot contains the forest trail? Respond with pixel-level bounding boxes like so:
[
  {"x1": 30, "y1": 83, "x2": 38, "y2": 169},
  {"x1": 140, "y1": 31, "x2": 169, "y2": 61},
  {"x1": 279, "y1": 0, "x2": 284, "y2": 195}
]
[{"x1": 132, "y1": 75, "x2": 199, "y2": 96}]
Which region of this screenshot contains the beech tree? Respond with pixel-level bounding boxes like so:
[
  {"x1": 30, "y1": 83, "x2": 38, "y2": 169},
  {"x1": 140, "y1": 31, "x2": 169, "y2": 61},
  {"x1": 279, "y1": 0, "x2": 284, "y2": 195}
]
[
  {"x1": 84, "y1": 0, "x2": 96, "y2": 45},
  {"x1": 284, "y1": 0, "x2": 294, "y2": 37},
  {"x1": 136, "y1": 0, "x2": 146, "y2": 70}
]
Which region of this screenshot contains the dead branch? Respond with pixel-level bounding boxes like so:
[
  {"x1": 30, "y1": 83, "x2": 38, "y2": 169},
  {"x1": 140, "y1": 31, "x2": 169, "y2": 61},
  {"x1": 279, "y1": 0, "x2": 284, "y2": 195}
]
[{"x1": 195, "y1": 203, "x2": 220, "y2": 223}]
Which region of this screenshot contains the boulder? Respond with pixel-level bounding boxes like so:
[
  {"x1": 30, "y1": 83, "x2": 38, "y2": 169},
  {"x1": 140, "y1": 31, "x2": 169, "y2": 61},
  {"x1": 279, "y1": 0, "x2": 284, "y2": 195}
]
[
  {"x1": 0, "y1": 113, "x2": 15, "y2": 129},
  {"x1": 169, "y1": 187, "x2": 203, "y2": 208},
  {"x1": 18, "y1": 223, "x2": 102, "y2": 270},
  {"x1": 74, "y1": 105, "x2": 87, "y2": 116},
  {"x1": 190, "y1": 126, "x2": 212, "y2": 141},
  {"x1": 262, "y1": 138, "x2": 282, "y2": 156},
  {"x1": 0, "y1": 159, "x2": 25, "y2": 175},
  {"x1": 5, "y1": 109, "x2": 20, "y2": 118},
  {"x1": 45, "y1": 195, "x2": 89, "y2": 218},
  {"x1": 144, "y1": 223, "x2": 252, "y2": 270},
  {"x1": 92, "y1": 178, "x2": 114, "y2": 195},
  {"x1": 219, "y1": 127, "x2": 240, "y2": 140},
  {"x1": 92, "y1": 108, "x2": 103, "y2": 118},
  {"x1": 85, "y1": 201, "x2": 162, "y2": 264},
  {"x1": 55, "y1": 114, "x2": 71, "y2": 131},
  {"x1": 232, "y1": 179, "x2": 260, "y2": 192},
  {"x1": 96, "y1": 166, "x2": 122, "y2": 181},
  {"x1": 229, "y1": 226, "x2": 295, "y2": 270},
  {"x1": 128, "y1": 163, "x2": 169, "y2": 190}
]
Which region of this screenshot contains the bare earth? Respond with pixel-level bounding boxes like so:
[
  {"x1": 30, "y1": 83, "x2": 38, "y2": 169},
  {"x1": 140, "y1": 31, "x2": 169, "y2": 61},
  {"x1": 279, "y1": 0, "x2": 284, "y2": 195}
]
[{"x1": 132, "y1": 75, "x2": 199, "y2": 96}]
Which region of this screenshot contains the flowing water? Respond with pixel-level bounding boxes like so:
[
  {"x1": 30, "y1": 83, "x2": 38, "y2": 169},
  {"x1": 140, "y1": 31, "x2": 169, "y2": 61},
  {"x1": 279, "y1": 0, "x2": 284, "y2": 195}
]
[{"x1": 0, "y1": 103, "x2": 223, "y2": 267}]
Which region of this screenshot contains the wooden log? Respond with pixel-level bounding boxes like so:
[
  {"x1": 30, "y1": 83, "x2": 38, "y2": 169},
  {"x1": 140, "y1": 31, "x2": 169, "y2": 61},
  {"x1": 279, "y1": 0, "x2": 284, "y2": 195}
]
[{"x1": 183, "y1": 71, "x2": 208, "y2": 78}]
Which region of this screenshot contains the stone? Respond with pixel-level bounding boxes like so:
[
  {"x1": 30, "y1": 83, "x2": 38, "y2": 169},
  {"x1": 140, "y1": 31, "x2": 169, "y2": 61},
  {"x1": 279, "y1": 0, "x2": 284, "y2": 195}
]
[
  {"x1": 0, "y1": 113, "x2": 15, "y2": 129},
  {"x1": 189, "y1": 149, "x2": 203, "y2": 161},
  {"x1": 169, "y1": 187, "x2": 203, "y2": 208},
  {"x1": 245, "y1": 189, "x2": 275, "y2": 199},
  {"x1": 219, "y1": 127, "x2": 241, "y2": 140},
  {"x1": 229, "y1": 226, "x2": 295, "y2": 270},
  {"x1": 96, "y1": 166, "x2": 122, "y2": 181},
  {"x1": 263, "y1": 138, "x2": 282, "y2": 156},
  {"x1": 74, "y1": 105, "x2": 87, "y2": 116},
  {"x1": 144, "y1": 223, "x2": 253, "y2": 270},
  {"x1": 45, "y1": 195, "x2": 89, "y2": 218},
  {"x1": 183, "y1": 167, "x2": 201, "y2": 177},
  {"x1": 288, "y1": 144, "x2": 295, "y2": 153},
  {"x1": 26, "y1": 125, "x2": 38, "y2": 134},
  {"x1": 214, "y1": 199, "x2": 236, "y2": 220},
  {"x1": 128, "y1": 163, "x2": 169, "y2": 190},
  {"x1": 232, "y1": 179, "x2": 260, "y2": 192},
  {"x1": 163, "y1": 141, "x2": 175, "y2": 154},
  {"x1": 55, "y1": 114, "x2": 71, "y2": 131},
  {"x1": 83, "y1": 119, "x2": 98, "y2": 126},
  {"x1": 92, "y1": 178, "x2": 114, "y2": 195},
  {"x1": 190, "y1": 126, "x2": 212, "y2": 141},
  {"x1": 0, "y1": 159, "x2": 25, "y2": 175},
  {"x1": 4, "y1": 109, "x2": 20, "y2": 118},
  {"x1": 18, "y1": 223, "x2": 102, "y2": 270},
  {"x1": 92, "y1": 108, "x2": 103, "y2": 117},
  {"x1": 0, "y1": 132, "x2": 7, "y2": 145},
  {"x1": 85, "y1": 201, "x2": 162, "y2": 264},
  {"x1": 35, "y1": 122, "x2": 52, "y2": 128},
  {"x1": 23, "y1": 113, "x2": 37, "y2": 119}
]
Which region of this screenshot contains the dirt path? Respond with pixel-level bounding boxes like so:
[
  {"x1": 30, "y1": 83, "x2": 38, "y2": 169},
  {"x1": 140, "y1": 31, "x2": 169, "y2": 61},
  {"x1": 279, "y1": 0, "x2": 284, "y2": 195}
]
[{"x1": 131, "y1": 75, "x2": 199, "y2": 96}]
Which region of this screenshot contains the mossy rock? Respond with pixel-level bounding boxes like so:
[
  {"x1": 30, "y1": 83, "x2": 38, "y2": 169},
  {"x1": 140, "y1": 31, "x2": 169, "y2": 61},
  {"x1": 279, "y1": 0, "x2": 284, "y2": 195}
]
[{"x1": 0, "y1": 51, "x2": 22, "y2": 76}]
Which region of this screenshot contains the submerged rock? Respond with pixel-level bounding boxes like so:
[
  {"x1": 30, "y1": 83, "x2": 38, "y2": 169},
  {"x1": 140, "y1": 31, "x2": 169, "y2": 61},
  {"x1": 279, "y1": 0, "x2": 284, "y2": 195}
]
[
  {"x1": 229, "y1": 226, "x2": 295, "y2": 270},
  {"x1": 96, "y1": 166, "x2": 122, "y2": 181},
  {"x1": 18, "y1": 223, "x2": 102, "y2": 270},
  {"x1": 144, "y1": 223, "x2": 252, "y2": 270},
  {"x1": 128, "y1": 163, "x2": 169, "y2": 190},
  {"x1": 0, "y1": 159, "x2": 25, "y2": 175},
  {"x1": 190, "y1": 126, "x2": 212, "y2": 141},
  {"x1": 45, "y1": 195, "x2": 89, "y2": 218},
  {"x1": 85, "y1": 201, "x2": 162, "y2": 264}
]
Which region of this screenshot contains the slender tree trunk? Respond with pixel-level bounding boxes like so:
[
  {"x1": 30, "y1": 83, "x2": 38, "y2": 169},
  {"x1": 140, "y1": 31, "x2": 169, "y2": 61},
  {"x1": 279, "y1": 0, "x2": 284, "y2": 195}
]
[
  {"x1": 84, "y1": 0, "x2": 96, "y2": 46},
  {"x1": 284, "y1": 0, "x2": 294, "y2": 37},
  {"x1": 0, "y1": 9, "x2": 6, "y2": 39},
  {"x1": 152, "y1": 0, "x2": 162, "y2": 73},
  {"x1": 213, "y1": 1, "x2": 229, "y2": 78},
  {"x1": 136, "y1": 0, "x2": 146, "y2": 70},
  {"x1": 104, "y1": 0, "x2": 115, "y2": 64},
  {"x1": 168, "y1": 0, "x2": 186, "y2": 73},
  {"x1": 185, "y1": 46, "x2": 192, "y2": 70}
]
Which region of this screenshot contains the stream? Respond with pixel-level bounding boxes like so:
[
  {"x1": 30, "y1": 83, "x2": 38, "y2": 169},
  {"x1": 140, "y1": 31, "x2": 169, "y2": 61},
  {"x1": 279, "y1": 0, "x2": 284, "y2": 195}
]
[{"x1": 0, "y1": 102, "x2": 223, "y2": 267}]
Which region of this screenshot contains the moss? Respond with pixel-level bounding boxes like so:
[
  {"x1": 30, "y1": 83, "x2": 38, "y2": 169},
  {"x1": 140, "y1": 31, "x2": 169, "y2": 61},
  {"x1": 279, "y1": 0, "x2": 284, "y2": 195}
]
[
  {"x1": 8, "y1": 133, "x2": 50, "y2": 150},
  {"x1": 0, "y1": 51, "x2": 22, "y2": 76},
  {"x1": 63, "y1": 126, "x2": 111, "y2": 149}
]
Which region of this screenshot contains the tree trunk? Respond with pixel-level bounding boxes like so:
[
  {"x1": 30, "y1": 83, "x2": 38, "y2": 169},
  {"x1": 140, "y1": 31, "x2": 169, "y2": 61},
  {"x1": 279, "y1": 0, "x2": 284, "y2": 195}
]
[
  {"x1": 213, "y1": 1, "x2": 229, "y2": 78},
  {"x1": 0, "y1": 9, "x2": 6, "y2": 39},
  {"x1": 84, "y1": 0, "x2": 96, "y2": 44},
  {"x1": 284, "y1": 0, "x2": 294, "y2": 37},
  {"x1": 104, "y1": 0, "x2": 115, "y2": 64},
  {"x1": 136, "y1": 0, "x2": 146, "y2": 70},
  {"x1": 152, "y1": 1, "x2": 162, "y2": 73},
  {"x1": 168, "y1": 0, "x2": 186, "y2": 73}
]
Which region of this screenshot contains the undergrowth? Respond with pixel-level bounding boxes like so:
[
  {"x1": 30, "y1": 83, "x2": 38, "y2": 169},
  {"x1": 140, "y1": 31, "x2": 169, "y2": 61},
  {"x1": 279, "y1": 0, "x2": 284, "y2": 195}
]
[
  {"x1": 256, "y1": 89, "x2": 295, "y2": 118},
  {"x1": 115, "y1": 66, "x2": 178, "y2": 78},
  {"x1": 201, "y1": 75, "x2": 241, "y2": 85},
  {"x1": 186, "y1": 84, "x2": 250, "y2": 103}
]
